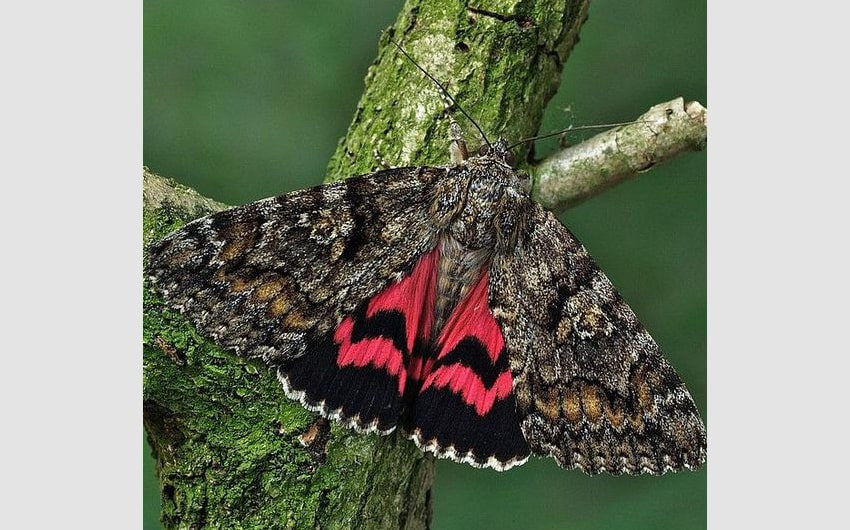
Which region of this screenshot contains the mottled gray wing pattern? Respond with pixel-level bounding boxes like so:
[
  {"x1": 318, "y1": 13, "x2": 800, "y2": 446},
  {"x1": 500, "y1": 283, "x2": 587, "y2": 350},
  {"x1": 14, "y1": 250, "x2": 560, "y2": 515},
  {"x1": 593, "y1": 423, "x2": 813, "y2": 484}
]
[
  {"x1": 489, "y1": 203, "x2": 706, "y2": 475},
  {"x1": 146, "y1": 167, "x2": 444, "y2": 364}
]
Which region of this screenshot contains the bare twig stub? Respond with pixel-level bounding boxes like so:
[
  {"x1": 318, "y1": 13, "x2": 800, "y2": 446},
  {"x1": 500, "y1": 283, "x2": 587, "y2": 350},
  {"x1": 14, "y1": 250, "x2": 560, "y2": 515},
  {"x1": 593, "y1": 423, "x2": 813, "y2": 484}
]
[{"x1": 533, "y1": 98, "x2": 707, "y2": 211}]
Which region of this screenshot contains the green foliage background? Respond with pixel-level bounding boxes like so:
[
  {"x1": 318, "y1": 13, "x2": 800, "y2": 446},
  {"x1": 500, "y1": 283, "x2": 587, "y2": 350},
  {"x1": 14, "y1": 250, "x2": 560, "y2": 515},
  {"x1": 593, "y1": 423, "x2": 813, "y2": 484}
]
[{"x1": 144, "y1": 1, "x2": 706, "y2": 528}]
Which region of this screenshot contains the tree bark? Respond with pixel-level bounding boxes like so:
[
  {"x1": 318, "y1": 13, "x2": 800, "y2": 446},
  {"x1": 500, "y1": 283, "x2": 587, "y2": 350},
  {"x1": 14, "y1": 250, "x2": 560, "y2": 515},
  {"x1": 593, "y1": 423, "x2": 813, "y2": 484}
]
[
  {"x1": 325, "y1": 0, "x2": 592, "y2": 180},
  {"x1": 143, "y1": 1, "x2": 701, "y2": 528}
]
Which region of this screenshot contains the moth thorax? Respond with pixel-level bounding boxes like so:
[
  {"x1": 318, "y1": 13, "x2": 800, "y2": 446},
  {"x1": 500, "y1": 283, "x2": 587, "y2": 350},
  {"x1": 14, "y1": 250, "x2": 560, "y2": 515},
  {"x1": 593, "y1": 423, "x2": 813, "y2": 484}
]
[{"x1": 449, "y1": 174, "x2": 527, "y2": 251}]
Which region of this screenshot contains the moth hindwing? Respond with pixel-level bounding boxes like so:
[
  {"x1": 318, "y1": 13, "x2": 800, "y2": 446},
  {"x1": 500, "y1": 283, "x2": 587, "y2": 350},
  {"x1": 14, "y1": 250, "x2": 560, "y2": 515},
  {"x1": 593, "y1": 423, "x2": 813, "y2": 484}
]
[{"x1": 146, "y1": 134, "x2": 706, "y2": 476}]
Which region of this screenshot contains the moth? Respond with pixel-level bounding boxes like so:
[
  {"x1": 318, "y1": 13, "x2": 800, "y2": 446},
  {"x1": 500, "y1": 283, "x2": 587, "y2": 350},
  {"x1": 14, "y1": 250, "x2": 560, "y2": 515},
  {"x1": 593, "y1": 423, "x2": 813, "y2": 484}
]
[{"x1": 145, "y1": 67, "x2": 706, "y2": 477}]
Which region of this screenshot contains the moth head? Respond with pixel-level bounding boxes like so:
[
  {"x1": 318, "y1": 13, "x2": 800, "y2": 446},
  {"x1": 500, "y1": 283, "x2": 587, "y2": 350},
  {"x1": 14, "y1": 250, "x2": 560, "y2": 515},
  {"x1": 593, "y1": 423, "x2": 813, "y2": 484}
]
[
  {"x1": 476, "y1": 139, "x2": 530, "y2": 193},
  {"x1": 478, "y1": 139, "x2": 515, "y2": 167}
]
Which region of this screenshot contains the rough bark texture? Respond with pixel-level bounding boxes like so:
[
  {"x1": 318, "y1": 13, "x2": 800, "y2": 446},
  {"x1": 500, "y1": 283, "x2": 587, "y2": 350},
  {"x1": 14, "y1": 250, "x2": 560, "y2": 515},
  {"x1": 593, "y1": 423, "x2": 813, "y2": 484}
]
[
  {"x1": 326, "y1": 0, "x2": 591, "y2": 180},
  {"x1": 143, "y1": 1, "x2": 592, "y2": 528}
]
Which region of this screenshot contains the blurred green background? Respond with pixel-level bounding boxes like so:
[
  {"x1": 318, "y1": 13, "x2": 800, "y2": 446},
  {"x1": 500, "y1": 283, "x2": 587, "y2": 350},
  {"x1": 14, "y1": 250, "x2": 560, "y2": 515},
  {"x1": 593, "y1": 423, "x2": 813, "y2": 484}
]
[{"x1": 144, "y1": 1, "x2": 706, "y2": 529}]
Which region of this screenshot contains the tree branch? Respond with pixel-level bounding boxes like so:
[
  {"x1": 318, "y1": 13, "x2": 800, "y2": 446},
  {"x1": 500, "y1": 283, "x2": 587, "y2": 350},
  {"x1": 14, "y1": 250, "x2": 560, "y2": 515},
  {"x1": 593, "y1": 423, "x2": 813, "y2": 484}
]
[
  {"x1": 143, "y1": 1, "x2": 592, "y2": 528},
  {"x1": 326, "y1": 0, "x2": 592, "y2": 181},
  {"x1": 532, "y1": 97, "x2": 707, "y2": 211}
]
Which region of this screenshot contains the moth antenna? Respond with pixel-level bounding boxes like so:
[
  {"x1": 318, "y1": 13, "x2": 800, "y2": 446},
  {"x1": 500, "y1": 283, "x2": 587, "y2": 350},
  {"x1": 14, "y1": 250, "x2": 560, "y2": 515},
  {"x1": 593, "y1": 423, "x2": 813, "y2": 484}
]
[
  {"x1": 507, "y1": 120, "x2": 651, "y2": 151},
  {"x1": 389, "y1": 38, "x2": 491, "y2": 148}
]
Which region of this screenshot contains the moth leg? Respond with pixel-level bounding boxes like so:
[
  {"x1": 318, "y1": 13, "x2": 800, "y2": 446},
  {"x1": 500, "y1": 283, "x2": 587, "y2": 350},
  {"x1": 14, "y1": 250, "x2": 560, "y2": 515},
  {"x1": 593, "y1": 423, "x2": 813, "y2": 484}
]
[
  {"x1": 440, "y1": 92, "x2": 469, "y2": 164},
  {"x1": 372, "y1": 148, "x2": 392, "y2": 170}
]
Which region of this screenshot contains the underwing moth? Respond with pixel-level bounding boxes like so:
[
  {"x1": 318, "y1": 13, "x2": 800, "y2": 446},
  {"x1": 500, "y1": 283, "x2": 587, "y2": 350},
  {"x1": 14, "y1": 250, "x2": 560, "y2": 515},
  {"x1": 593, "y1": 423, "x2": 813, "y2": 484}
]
[{"x1": 145, "y1": 64, "x2": 706, "y2": 477}]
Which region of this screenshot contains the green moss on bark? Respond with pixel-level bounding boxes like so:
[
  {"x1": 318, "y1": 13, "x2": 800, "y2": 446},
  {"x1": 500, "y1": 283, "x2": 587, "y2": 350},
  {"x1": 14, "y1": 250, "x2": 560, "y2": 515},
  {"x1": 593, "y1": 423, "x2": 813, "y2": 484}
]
[{"x1": 326, "y1": 0, "x2": 590, "y2": 182}]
